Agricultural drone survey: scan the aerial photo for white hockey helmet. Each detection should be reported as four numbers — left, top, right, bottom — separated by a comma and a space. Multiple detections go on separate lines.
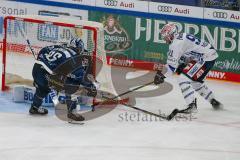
161, 23, 178, 44
69, 37, 85, 53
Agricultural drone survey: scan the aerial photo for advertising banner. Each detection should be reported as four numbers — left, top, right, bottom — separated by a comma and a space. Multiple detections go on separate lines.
149, 2, 204, 19
0, 1, 88, 39
1, 0, 240, 82
95, 0, 149, 12
89, 11, 240, 82
45, 0, 95, 6
204, 8, 240, 23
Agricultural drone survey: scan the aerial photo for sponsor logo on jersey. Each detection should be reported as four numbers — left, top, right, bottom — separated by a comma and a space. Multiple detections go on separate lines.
213, 11, 228, 19
104, 0, 118, 7
188, 64, 201, 77
195, 68, 205, 79
157, 5, 173, 13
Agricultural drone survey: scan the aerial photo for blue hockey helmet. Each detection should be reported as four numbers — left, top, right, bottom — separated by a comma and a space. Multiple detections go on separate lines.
69, 37, 84, 53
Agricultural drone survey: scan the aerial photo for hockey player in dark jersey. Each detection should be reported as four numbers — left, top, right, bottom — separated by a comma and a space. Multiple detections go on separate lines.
29, 37, 97, 121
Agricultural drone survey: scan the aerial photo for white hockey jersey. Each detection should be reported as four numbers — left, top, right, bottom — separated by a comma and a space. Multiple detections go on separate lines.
165, 33, 218, 77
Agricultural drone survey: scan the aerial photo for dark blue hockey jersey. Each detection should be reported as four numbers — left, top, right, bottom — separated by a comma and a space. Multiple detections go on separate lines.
37, 45, 78, 72
36, 45, 94, 88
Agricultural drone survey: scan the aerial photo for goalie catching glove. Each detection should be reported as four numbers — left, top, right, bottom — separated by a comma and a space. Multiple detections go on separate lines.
154, 70, 166, 85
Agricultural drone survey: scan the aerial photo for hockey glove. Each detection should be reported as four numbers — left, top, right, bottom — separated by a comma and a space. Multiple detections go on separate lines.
154, 70, 166, 85
176, 63, 187, 75
86, 85, 97, 97
46, 74, 66, 92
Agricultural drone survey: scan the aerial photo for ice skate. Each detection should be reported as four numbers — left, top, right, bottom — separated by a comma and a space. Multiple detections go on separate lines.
29, 105, 48, 115
67, 112, 85, 122
210, 98, 223, 110
182, 99, 198, 114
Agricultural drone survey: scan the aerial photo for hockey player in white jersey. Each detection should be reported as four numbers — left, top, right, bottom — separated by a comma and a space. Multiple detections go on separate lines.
154, 23, 223, 113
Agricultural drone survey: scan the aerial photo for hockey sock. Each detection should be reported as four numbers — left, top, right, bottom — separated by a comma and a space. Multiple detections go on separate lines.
191, 82, 215, 102
177, 75, 195, 105
32, 94, 44, 108
32, 87, 50, 108
66, 95, 77, 112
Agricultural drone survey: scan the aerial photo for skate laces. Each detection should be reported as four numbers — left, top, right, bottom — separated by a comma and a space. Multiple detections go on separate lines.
38, 107, 46, 113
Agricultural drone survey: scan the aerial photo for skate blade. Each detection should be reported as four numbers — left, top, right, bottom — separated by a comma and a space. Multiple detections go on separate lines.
68, 119, 85, 125
213, 104, 224, 110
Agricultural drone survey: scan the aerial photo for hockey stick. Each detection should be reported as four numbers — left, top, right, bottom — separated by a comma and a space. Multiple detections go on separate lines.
92, 81, 187, 120
166, 109, 181, 120
49, 77, 178, 120
91, 81, 173, 120
16, 20, 37, 59
167, 108, 194, 120
167, 98, 198, 120
91, 81, 154, 111
115, 100, 189, 121
102, 95, 168, 120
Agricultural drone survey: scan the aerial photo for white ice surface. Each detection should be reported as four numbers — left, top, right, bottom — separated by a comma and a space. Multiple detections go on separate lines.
0, 77, 240, 160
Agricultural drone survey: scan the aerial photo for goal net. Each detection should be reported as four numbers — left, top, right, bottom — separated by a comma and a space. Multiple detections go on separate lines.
1, 15, 124, 105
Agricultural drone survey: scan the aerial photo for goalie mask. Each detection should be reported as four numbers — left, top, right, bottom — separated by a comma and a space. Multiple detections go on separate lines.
161, 23, 178, 44
69, 37, 85, 54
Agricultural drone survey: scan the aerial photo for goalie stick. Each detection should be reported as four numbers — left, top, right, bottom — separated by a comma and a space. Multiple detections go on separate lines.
16, 20, 38, 59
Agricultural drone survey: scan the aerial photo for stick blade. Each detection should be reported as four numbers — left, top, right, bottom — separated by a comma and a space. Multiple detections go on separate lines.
167, 109, 179, 121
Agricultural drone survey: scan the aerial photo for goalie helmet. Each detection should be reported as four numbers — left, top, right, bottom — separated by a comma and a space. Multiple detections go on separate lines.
69, 37, 85, 53
161, 23, 178, 44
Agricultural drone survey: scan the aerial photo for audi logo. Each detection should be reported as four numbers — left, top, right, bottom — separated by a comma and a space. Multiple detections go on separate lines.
157, 5, 173, 13
213, 11, 228, 19
104, 0, 118, 7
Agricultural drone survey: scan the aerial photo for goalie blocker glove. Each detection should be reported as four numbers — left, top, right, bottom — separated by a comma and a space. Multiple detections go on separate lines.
154, 70, 166, 85
86, 85, 97, 97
